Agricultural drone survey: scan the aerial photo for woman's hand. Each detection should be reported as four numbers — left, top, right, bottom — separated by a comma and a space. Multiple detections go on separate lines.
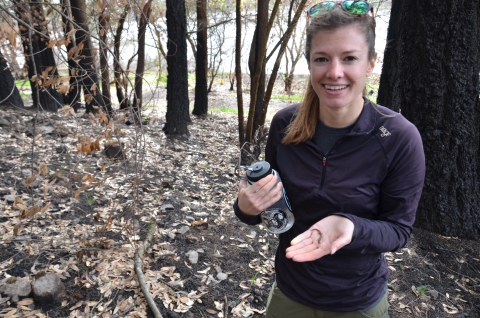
237, 174, 283, 216
285, 215, 354, 262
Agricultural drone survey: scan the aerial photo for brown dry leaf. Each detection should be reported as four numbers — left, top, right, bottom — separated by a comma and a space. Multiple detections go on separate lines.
25, 205, 41, 218
13, 223, 22, 236
17, 298, 34, 306
40, 202, 51, 214
191, 220, 207, 227
34, 134, 42, 141
4, 309, 18, 318
26, 175, 36, 187
47, 39, 56, 48
206, 309, 217, 314
38, 163, 48, 176
443, 303, 459, 314
74, 190, 80, 199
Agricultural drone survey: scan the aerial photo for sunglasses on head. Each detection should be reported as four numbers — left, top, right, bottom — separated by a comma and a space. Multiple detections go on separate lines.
307, 1, 374, 19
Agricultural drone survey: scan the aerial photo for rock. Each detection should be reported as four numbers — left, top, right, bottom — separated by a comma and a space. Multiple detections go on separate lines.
21, 169, 32, 178
185, 250, 199, 264
0, 277, 32, 302
3, 195, 17, 202
161, 204, 175, 213
0, 118, 11, 126
217, 273, 228, 281
177, 226, 190, 235
32, 273, 65, 305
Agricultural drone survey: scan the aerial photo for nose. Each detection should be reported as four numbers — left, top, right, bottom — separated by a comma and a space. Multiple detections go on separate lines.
327, 59, 343, 79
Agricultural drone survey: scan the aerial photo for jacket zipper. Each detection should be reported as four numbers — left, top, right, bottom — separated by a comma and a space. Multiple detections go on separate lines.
320, 156, 327, 190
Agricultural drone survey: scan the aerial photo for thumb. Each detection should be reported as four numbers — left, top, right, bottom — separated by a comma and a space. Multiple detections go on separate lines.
329, 234, 351, 255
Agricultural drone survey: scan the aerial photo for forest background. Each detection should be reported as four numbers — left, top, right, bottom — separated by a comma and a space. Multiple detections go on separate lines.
0, 0, 479, 317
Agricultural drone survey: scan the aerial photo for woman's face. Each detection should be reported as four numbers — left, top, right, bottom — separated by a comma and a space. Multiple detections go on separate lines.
309, 24, 375, 122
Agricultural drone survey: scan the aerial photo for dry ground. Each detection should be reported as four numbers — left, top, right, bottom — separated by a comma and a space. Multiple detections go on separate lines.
0, 85, 479, 318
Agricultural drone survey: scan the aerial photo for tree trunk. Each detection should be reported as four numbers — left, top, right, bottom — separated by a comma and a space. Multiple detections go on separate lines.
61, 0, 80, 110
235, 0, 245, 150
164, 0, 190, 136
245, 0, 270, 145
70, 0, 106, 114
132, 0, 153, 119
98, 3, 113, 116
377, 0, 480, 239
13, 0, 63, 111
0, 50, 24, 108
113, 5, 130, 110
192, 0, 208, 116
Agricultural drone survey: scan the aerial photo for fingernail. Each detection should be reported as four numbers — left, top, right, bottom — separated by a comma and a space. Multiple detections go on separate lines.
331, 247, 337, 255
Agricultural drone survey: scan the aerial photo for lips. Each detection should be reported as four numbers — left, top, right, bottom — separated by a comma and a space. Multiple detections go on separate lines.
324, 84, 348, 91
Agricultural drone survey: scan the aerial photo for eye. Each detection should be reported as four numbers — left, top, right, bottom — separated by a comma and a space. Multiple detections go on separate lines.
344, 56, 358, 62
314, 57, 328, 63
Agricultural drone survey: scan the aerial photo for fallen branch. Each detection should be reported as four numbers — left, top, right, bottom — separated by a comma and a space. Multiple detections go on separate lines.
134, 222, 163, 318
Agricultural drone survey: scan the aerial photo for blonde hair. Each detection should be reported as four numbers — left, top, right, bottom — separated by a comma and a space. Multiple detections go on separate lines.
283, 6, 376, 145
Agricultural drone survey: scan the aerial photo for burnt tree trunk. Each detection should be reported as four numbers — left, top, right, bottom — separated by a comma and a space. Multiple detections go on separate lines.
70, 0, 106, 114
163, 0, 190, 136
61, 0, 80, 110
235, 0, 245, 148
132, 0, 153, 119
192, 0, 208, 116
0, 50, 24, 108
246, 0, 269, 145
377, 0, 480, 239
13, 0, 63, 111
98, 3, 113, 116
113, 5, 130, 110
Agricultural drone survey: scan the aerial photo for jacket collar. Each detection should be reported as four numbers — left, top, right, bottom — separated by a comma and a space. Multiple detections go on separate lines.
347, 98, 377, 136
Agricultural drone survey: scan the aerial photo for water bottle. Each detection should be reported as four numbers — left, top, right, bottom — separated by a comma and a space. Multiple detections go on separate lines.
236, 161, 294, 234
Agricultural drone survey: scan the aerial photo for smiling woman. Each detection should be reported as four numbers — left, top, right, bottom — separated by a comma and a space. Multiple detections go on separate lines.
233, 2, 426, 317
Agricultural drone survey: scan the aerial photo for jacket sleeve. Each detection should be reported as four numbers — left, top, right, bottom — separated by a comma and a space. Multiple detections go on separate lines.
337, 121, 425, 254
233, 106, 292, 226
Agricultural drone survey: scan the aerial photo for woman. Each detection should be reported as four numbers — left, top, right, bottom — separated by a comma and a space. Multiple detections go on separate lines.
234, 1, 425, 317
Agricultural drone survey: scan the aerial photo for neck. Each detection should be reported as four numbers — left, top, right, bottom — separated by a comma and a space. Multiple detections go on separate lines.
319, 97, 365, 128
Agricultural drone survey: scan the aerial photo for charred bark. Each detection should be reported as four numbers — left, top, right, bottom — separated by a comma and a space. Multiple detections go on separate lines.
13, 0, 63, 111
192, 0, 208, 116
114, 5, 131, 110
0, 50, 24, 108
98, 4, 112, 116
163, 0, 190, 136
378, 0, 480, 239
132, 0, 153, 119
70, 0, 106, 114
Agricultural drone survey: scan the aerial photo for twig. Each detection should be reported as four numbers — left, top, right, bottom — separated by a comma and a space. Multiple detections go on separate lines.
134, 222, 162, 318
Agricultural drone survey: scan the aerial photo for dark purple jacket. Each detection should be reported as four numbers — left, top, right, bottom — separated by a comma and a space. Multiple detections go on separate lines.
234, 100, 425, 311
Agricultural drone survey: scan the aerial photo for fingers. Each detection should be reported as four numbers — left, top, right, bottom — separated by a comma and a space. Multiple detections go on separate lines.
237, 174, 283, 216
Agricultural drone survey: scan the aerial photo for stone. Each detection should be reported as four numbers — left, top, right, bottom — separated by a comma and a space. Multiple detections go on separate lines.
216, 273, 228, 281
0, 277, 32, 302
3, 195, 17, 202
31, 273, 65, 305
185, 250, 199, 264
177, 226, 190, 235
0, 118, 11, 126
21, 169, 32, 178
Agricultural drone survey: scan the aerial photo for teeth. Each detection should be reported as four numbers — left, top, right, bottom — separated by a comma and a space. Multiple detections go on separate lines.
324, 85, 347, 91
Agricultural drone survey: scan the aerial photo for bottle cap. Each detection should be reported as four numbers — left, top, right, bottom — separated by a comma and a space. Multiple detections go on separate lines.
246, 161, 272, 182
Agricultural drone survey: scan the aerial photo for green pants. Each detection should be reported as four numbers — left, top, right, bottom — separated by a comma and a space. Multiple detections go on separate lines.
265, 282, 389, 318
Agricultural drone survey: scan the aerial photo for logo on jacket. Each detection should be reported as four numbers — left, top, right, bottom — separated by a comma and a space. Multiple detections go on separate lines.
379, 126, 391, 137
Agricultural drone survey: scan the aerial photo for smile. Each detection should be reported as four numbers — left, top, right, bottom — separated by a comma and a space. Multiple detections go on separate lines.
324, 85, 348, 91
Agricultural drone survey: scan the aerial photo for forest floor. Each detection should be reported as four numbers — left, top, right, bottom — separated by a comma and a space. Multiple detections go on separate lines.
0, 83, 479, 318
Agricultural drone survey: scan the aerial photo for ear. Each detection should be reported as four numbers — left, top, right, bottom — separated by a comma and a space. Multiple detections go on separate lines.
366, 53, 377, 76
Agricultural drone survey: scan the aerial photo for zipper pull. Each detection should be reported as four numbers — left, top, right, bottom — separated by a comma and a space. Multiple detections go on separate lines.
323, 157, 327, 166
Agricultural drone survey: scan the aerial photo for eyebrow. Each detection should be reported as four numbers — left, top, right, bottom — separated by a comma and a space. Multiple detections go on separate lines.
312, 50, 361, 55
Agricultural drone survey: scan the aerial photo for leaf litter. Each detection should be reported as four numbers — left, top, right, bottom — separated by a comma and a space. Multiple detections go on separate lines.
0, 92, 479, 317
